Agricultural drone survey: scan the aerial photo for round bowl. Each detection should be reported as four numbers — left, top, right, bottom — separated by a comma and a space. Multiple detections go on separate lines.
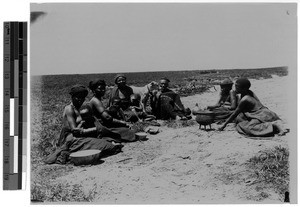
135, 132, 148, 140
69, 149, 101, 166
195, 112, 215, 125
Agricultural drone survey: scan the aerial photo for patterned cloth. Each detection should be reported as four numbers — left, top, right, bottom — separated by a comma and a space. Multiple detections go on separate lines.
153, 89, 186, 120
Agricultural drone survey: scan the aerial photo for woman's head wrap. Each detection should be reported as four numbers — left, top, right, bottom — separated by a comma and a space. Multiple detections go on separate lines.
114, 74, 126, 84
220, 78, 233, 86
69, 84, 88, 97
160, 77, 170, 83
88, 79, 106, 91
236, 78, 251, 89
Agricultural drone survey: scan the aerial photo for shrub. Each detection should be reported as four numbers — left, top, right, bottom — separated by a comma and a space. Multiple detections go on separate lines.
31, 182, 97, 202
246, 146, 289, 200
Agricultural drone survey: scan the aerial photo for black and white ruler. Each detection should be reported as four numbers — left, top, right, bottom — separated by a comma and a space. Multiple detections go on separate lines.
3, 22, 27, 190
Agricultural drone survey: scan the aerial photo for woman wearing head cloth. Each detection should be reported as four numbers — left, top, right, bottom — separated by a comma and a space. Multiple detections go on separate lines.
44, 84, 123, 164
88, 79, 136, 142
207, 78, 237, 110
108, 74, 144, 122
108, 74, 134, 110
218, 78, 288, 137
193, 78, 238, 123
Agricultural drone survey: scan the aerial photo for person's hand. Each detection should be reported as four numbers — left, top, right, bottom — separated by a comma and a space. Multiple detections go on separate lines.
77, 120, 85, 128
73, 127, 84, 136
180, 116, 188, 121
131, 106, 139, 110
125, 122, 133, 128
218, 125, 226, 131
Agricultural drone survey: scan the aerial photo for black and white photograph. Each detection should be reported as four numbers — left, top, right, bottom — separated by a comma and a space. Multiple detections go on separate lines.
29, 2, 297, 204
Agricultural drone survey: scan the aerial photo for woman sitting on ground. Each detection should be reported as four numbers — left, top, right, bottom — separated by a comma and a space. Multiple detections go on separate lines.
193, 78, 238, 123
45, 85, 123, 164
207, 78, 238, 110
88, 79, 136, 142
108, 74, 142, 122
108, 74, 133, 111
218, 78, 288, 137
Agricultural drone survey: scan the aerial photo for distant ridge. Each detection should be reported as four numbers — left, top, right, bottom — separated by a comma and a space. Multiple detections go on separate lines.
32, 66, 288, 88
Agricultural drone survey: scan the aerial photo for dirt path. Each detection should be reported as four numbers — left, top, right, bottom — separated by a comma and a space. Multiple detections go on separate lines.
53, 76, 290, 204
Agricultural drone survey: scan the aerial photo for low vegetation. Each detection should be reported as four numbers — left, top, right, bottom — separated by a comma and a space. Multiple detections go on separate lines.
245, 146, 289, 201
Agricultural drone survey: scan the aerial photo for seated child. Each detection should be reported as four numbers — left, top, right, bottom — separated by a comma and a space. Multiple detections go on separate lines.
107, 97, 126, 121
129, 93, 156, 121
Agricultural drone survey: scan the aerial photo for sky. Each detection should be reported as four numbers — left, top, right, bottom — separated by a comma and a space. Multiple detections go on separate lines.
30, 3, 297, 75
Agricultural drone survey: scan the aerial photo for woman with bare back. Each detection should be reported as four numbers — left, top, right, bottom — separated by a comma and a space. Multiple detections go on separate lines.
45, 85, 123, 164
218, 78, 288, 137
88, 79, 136, 142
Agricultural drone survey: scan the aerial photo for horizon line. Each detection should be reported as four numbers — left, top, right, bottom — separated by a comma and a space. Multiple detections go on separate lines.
31, 65, 288, 77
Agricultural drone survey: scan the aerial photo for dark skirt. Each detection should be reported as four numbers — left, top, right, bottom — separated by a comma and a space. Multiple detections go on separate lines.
153, 91, 186, 120
44, 127, 122, 164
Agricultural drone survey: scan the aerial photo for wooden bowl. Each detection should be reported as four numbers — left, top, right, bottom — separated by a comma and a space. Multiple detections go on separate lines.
69, 149, 101, 166
135, 132, 148, 140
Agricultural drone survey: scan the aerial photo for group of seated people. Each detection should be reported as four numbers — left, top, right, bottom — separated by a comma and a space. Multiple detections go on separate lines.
45, 74, 288, 165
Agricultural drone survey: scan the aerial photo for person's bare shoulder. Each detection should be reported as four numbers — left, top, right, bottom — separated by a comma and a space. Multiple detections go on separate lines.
64, 104, 75, 116
90, 97, 103, 106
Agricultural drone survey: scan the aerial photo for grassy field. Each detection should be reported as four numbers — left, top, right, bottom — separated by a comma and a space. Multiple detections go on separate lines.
31, 66, 289, 202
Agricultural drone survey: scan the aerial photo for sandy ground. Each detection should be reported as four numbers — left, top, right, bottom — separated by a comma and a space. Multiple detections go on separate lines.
51, 76, 291, 204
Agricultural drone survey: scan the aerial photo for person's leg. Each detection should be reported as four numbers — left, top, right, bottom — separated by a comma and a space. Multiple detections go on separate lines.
272, 120, 289, 136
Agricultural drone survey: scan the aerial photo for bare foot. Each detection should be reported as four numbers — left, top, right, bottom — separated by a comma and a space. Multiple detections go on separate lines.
112, 141, 122, 146
277, 128, 290, 136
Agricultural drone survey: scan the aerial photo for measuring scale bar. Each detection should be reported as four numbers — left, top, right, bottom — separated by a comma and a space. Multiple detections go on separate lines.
3, 21, 27, 190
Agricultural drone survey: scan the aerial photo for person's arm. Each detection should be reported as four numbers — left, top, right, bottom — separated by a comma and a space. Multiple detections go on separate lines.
65, 105, 99, 137
141, 93, 149, 112
91, 98, 106, 115
173, 93, 186, 118
65, 106, 84, 136
128, 86, 134, 96
130, 103, 143, 112
107, 87, 116, 107
65, 106, 78, 130
223, 90, 238, 110
207, 95, 222, 110
92, 98, 129, 127
252, 91, 262, 104
218, 97, 247, 130
81, 127, 97, 136
101, 110, 128, 126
